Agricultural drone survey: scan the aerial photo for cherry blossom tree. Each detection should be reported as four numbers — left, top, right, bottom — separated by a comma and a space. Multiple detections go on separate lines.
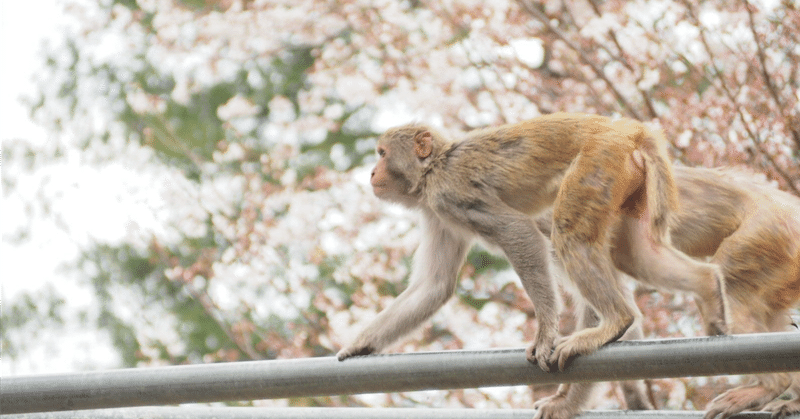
5, 0, 798, 411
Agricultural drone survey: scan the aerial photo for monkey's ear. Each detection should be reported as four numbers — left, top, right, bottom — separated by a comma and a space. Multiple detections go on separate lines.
414, 131, 433, 159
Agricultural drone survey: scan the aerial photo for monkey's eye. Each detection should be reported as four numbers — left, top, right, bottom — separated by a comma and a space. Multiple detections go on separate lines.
377, 148, 386, 157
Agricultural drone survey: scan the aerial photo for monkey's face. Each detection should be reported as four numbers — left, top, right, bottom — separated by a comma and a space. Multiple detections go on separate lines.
370, 145, 392, 198
370, 140, 417, 207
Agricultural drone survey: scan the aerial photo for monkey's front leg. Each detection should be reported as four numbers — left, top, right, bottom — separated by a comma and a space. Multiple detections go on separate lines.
486, 215, 559, 372
338, 217, 470, 361
336, 286, 420, 360
336, 278, 455, 361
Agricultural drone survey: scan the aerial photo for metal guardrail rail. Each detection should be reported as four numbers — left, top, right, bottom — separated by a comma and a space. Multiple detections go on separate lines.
4, 407, 799, 419
2, 332, 800, 415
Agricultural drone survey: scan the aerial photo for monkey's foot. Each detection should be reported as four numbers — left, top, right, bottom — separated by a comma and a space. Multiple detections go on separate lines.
704, 386, 781, 419
763, 397, 800, 419
336, 343, 375, 361
526, 338, 555, 372
549, 327, 617, 371
533, 391, 581, 419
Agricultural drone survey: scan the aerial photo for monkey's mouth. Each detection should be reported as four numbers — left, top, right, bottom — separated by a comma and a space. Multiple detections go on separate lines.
371, 179, 388, 190
371, 183, 385, 196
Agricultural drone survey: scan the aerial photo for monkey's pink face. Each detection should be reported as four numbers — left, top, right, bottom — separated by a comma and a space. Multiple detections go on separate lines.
370, 143, 414, 205
370, 142, 419, 208
370, 145, 391, 199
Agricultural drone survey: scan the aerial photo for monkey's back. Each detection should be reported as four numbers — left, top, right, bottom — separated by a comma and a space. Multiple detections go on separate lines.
434, 113, 652, 216
671, 166, 800, 312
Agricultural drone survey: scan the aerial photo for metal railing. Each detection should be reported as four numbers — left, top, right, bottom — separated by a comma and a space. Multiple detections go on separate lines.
4, 407, 797, 419
3, 332, 800, 416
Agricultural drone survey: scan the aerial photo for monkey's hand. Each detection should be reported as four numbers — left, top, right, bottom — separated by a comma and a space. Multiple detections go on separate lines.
526, 331, 555, 372
336, 342, 376, 361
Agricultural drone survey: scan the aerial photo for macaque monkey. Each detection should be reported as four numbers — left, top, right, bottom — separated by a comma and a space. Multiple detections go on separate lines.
533, 166, 800, 419
337, 113, 728, 372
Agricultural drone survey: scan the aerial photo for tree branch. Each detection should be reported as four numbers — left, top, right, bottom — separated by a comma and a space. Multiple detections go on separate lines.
516, 0, 643, 120
743, 0, 800, 149
682, 0, 799, 195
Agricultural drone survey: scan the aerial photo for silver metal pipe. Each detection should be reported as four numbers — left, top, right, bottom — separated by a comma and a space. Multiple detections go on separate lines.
3, 332, 800, 414
4, 407, 797, 419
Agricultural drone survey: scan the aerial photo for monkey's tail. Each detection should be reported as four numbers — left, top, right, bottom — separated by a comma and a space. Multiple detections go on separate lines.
640, 132, 678, 244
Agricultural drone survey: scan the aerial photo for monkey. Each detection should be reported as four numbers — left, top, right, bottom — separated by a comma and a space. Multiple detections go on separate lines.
531, 165, 800, 419
336, 112, 728, 373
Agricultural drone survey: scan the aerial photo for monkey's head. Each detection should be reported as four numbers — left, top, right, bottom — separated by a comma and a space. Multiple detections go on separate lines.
371, 124, 446, 208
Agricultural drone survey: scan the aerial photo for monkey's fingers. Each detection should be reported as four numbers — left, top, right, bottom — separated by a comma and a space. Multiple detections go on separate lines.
532, 392, 562, 409
336, 344, 375, 361
550, 344, 577, 372
704, 386, 778, 419
549, 334, 596, 372
704, 403, 741, 419
526, 341, 553, 372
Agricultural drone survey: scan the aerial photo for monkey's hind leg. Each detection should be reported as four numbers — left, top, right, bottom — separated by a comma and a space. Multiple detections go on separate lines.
550, 235, 638, 371
614, 216, 729, 336
548, 156, 639, 371
535, 298, 653, 419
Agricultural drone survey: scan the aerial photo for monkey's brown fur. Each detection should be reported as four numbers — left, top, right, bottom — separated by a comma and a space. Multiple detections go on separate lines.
534, 166, 800, 419
337, 113, 728, 372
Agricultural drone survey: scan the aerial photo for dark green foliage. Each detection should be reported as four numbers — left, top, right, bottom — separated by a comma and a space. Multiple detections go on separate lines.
466, 247, 510, 274
77, 242, 248, 365
458, 248, 511, 310
2, 287, 67, 359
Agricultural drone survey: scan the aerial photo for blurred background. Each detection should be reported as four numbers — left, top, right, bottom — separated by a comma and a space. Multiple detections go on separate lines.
2, 0, 798, 411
